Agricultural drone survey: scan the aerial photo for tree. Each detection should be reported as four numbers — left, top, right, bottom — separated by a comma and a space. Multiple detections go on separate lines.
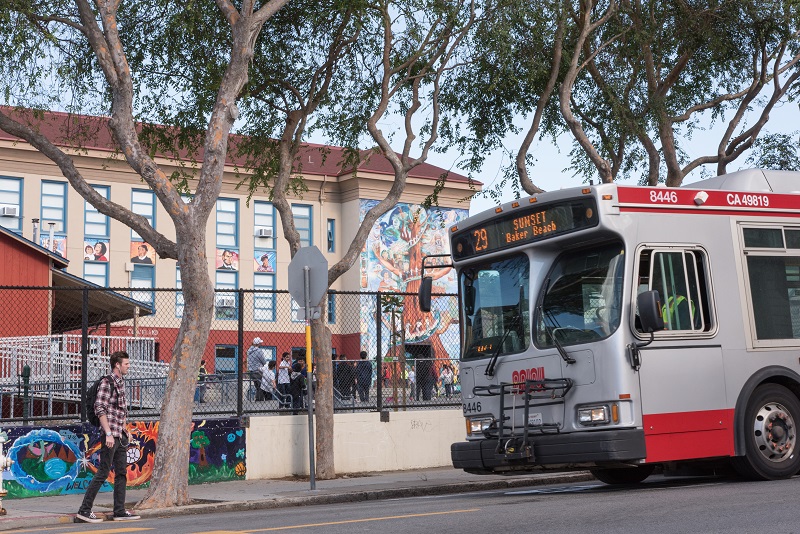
0, 0, 289, 508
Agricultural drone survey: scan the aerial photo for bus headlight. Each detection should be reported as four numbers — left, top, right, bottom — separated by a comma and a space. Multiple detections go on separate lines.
466, 416, 493, 436
577, 405, 610, 425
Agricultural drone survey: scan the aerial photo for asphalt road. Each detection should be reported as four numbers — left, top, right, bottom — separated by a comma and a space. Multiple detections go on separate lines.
16, 474, 800, 534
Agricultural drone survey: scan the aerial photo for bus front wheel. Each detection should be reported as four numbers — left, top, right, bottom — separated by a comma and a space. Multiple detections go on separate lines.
733, 383, 800, 480
589, 465, 654, 485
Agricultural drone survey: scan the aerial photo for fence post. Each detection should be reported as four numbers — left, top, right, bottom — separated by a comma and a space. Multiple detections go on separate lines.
375, 292, 382, 413
237, 288, 244, 418
80, 288, 89, 423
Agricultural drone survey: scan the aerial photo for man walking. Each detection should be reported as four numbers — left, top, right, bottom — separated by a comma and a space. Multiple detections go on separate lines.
247, 337, 268, 401
356, 351, 373, 402
76, 351, 140, 523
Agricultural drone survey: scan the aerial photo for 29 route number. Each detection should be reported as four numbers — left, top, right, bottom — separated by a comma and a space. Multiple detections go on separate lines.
463, 402, 482, 414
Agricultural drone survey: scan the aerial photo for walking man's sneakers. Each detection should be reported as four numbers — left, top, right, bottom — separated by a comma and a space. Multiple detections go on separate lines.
75, 511, 103, 523
113, 510, 141, 521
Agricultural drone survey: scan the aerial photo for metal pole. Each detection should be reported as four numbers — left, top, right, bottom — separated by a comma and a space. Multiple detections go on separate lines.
81, 288, 89, 423
375, 292, 382, 413
237, 289, 244, 418
304, 266, 316, 490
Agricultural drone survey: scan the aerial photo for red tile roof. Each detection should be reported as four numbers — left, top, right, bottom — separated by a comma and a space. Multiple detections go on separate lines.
0, 107, 475, 184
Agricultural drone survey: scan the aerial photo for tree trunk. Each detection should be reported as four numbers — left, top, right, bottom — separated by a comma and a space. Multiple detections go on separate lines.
137, 231, 214, 508
311, 312, 334, 479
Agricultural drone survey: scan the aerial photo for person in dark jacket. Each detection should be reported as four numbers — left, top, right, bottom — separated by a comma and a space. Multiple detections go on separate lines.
355, 351, 373, 402
289, 360, 307, 414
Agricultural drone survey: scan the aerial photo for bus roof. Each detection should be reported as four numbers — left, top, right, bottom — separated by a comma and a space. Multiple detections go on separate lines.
685, 168, 800, 194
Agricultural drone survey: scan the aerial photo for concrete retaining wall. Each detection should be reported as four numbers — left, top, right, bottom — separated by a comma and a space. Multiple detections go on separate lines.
246, 409, 464, 479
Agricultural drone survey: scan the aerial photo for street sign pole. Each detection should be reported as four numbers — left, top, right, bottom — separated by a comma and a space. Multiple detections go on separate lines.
304, 265, 316, 491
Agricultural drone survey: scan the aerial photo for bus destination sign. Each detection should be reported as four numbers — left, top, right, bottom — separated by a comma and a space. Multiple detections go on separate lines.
452, 198, 599, 259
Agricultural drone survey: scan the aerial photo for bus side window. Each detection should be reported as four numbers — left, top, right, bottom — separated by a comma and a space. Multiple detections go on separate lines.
637, 248, 712, 333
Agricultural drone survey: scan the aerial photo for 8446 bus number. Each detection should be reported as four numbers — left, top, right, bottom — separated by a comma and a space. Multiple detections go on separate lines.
463, 402, 482, 414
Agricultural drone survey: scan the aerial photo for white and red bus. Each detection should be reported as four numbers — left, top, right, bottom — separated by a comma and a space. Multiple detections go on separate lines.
420, 168, 800, 483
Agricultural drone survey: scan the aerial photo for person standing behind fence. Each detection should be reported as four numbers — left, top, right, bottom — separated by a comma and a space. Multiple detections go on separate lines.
356, 351, 373, 402
194, 360, 207, 403
259, 360, 277, 401
290, 359, 307, 415
440, 364, 454, 398
247, 337, 268, 401
76, 351, 140, 523
277, 352, 292, 408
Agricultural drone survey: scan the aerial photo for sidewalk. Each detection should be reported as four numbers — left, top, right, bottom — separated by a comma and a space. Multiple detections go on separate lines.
0, 467, 595, 531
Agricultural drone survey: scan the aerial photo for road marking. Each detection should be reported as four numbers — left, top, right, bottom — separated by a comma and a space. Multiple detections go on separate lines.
505, 484, 602, 495
64, 529, 154, 534
207, 508, 480, 532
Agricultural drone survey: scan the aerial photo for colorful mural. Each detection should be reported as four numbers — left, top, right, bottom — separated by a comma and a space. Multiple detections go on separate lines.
1, 418, 245, 499
359, 200, 467, 363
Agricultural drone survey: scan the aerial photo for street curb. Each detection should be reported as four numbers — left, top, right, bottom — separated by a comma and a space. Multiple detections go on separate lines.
0, 472, 596, 530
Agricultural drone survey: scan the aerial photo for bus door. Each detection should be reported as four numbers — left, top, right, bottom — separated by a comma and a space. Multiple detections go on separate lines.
635, 247, 731, 462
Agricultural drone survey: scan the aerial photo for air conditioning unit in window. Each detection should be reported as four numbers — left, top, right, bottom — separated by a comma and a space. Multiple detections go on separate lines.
0, 206, 17, 217
255, 227, 273, 238
216, 296, 236, 308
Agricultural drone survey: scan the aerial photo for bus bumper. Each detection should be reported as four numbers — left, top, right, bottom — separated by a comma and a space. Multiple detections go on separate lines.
452, 429, 646, 471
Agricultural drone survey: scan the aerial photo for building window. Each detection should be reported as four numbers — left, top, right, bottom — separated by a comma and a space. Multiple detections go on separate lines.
131, 189, 155, 239
41, 181, 67, 233
85, 185, 109, 238
290, 298, 304, 323
176, 267, 184, 318
327, 218, 335, 252
0, 176, 22, 233
292, 204, 312, 248
215, 271, 238, 320
327, 292, 336, 324
216, 198, 238, 248
254, 200, 276, 250
131, 264, 155, 309
83, 262, 108, 287
254, 273, 275, 322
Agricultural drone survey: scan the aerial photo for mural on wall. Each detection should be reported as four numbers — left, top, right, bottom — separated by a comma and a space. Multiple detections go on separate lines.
358, 200, 467, 363
254, 250, 276, 273
40, 235, 67, 259
216, 248, 239, 271
130, 241, 156, 264
83, 240, 109, 262
1, 418, 245, 499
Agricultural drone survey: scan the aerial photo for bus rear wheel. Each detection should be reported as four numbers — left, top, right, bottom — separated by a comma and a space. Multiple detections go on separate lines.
733, 383, 800, 480
589, 465, 654, 485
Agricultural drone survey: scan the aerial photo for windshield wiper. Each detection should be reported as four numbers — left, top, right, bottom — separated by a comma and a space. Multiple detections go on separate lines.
484, 325, 512, 378
536, 275, 575, 365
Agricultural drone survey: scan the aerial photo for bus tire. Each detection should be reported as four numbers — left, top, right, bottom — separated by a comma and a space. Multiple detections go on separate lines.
589, 465, 654, 485
733, 383, 800, 480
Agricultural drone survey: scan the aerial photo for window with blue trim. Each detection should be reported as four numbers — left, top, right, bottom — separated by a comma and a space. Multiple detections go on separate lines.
216, 198, 238, 248
215, 271, 238, 320
41, 181, 66, 233
254, 273, 275, 322
176, 267, 184, 318
292, 204, 312, 248
254, 200, 276, 250
327, 219, 335, 252
290, 298, 304, 323
85, 185, 109, 238
131, 189, 155, 239
131, 264, 155, 309
83, 262, 108, 287
327, 292, 336, 324
0, 176, 22, 233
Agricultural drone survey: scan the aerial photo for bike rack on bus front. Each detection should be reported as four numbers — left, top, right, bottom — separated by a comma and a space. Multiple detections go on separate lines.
474, 378, 574, 460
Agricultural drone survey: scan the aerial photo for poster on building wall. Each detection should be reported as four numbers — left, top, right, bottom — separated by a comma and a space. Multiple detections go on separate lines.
83, 240, 109, 262
358, 200, 467, 363
254, 250, 276, 273
216, 249, 239, 271
130, 241, 156, 264
40, 235, 67, 259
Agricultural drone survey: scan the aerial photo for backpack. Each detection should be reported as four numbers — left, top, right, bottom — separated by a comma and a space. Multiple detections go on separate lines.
85, 375, 110, 427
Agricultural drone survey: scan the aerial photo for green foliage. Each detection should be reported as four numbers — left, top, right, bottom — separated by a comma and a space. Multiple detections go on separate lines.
744, 131, 800, 171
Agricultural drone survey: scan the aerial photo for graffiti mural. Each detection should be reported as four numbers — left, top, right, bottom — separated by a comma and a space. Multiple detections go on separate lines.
359, 200, 467, 364
1, 418, 246, 499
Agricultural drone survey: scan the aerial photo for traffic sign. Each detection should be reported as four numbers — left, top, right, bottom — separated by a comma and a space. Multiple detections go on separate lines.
288, 246, 329, 305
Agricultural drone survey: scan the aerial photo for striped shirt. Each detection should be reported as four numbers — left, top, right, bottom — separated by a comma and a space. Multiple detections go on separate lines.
94, 374, 128, 438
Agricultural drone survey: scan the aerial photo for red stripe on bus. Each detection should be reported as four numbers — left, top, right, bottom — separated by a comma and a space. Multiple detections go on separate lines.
619, 206, 800, 218
643, 409, 735, 463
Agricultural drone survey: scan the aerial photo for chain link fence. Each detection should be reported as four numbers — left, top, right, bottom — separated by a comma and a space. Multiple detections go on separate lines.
0, 286, 461, 424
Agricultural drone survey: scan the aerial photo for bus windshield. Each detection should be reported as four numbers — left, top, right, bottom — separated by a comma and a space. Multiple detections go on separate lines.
461, 254, 530, 360
535, 243, 624, 348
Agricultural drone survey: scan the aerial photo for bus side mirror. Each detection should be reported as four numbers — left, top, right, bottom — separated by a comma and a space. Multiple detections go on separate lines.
419, 276, 433, 312
637, 290, 665, 333
464, 284, 475, 316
